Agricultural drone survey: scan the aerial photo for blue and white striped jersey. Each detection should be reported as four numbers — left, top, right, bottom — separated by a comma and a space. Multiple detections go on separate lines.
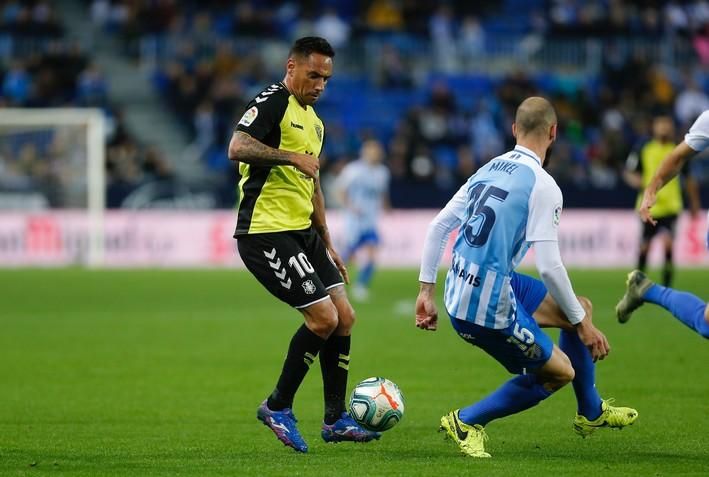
443, 145, 563, 329
336, 159, 390, 231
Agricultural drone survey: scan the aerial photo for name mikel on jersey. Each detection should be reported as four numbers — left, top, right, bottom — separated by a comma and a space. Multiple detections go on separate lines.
489, 160, 519, 175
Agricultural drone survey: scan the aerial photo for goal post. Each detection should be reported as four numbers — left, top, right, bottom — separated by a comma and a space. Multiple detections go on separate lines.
0, 108, 106, 266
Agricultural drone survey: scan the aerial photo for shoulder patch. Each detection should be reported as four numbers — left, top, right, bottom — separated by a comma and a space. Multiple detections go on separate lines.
239, 106, 259, 127
314, 124, 323, 142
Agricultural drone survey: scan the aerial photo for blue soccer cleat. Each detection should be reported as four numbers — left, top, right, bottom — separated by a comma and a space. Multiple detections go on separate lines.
256, 400, 308, 453
321, 412, 382, 443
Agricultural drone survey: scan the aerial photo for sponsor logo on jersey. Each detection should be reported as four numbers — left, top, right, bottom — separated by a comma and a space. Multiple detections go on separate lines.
239, 106, 259, 127
290, 121, 304, 130
451, 261, 482, 287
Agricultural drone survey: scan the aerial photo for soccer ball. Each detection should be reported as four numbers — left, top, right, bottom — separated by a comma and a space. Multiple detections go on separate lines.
349, 377, 404, 432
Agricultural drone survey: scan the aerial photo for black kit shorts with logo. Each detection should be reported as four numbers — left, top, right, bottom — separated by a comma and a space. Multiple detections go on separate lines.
237, 227, 344, 309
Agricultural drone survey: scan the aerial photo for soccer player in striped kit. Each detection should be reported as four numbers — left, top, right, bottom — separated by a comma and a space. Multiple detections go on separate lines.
415, 97, 637, 458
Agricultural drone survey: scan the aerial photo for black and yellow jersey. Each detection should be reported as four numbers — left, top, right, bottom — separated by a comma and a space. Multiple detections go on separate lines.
626, 139, 685, 218
234, 82, 324, 236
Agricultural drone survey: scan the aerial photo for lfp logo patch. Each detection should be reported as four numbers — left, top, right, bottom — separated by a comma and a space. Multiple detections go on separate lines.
239, 106, 259, 127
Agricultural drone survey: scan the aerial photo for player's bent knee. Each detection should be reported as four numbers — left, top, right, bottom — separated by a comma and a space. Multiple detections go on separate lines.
545, 365, 574, 392
340, 303, 356, 329
303, 300, 339, 338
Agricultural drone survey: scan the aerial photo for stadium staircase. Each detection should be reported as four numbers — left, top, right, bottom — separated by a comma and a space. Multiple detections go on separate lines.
59, 0, 200, 178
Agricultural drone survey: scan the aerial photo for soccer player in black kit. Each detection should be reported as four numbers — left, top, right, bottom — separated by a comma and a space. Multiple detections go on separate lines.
228, 37, 380, 452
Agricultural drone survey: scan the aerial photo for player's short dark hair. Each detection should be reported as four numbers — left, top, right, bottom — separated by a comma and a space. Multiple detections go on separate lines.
289, 37, 335, 59
515, 97, 557, 137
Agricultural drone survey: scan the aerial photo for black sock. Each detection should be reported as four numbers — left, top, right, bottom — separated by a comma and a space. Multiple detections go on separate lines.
663, 251, 673, 286
267, 324, 325, 411
320, 335, 351, 425
638, 250, 648, 271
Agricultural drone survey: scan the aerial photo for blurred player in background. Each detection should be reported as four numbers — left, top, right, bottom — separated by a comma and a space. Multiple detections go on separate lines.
229, 37, 379, 453
334, 139, 390, 301
623, 115, 700, 286
415, 97, 637, 458
617, 110, 709, 339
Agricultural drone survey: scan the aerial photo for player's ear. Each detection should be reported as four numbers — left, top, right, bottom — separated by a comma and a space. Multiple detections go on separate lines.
286, 57, 296, 77
511, 123, 517, 139
549, 123, 557, 141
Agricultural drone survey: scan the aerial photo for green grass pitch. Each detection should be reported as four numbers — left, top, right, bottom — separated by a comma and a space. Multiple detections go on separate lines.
1, 268, 708, 476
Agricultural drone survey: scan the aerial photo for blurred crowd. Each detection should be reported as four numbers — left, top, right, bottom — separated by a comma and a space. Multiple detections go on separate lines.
3, 0, 709, 209
84, 0, 709, 207
0, 0, 177, 209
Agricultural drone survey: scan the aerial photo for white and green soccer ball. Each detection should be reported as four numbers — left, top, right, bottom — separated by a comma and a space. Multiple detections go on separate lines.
349, 377, 404, 432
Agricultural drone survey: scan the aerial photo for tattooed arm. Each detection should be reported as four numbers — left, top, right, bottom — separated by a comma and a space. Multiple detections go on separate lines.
228, 131, 319, 178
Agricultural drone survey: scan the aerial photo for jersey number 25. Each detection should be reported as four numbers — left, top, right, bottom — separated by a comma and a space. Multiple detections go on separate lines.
464, 184, 509, 247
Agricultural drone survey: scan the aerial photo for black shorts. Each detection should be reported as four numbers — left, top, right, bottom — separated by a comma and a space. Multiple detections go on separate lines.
236, 227, 344, 309
642, 214, 678, 241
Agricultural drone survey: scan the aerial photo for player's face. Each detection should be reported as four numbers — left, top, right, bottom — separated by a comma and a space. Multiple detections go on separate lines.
362, 140, 384, 164
653, 117, 674, 141
287, 53, 333, 106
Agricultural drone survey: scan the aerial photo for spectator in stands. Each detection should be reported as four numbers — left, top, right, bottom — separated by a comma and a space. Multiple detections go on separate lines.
675, 77, 709, 127
76, 63, 108, 107
2, 60, 31, 105
314, 7, 350, 49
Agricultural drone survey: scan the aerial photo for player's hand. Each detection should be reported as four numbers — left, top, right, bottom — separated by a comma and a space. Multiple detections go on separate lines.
415, 293, 438, 331
638, 189, 657, 226
575, 319, 610, 362
290, 153, 320, 179
328, 247, 349, 285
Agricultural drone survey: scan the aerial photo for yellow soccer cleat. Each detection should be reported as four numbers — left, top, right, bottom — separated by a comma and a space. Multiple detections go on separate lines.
616, 270, 653, 324
573, 399, 638, 438
439, 410, 491, 458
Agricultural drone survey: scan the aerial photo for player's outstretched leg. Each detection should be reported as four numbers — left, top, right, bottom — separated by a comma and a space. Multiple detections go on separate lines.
572, 399, 639, 437
617, 270, 709, 338
442, 373, 554, 457
616, 270, 653, 323
439, 410, 490, 458
257, 400, 309, 453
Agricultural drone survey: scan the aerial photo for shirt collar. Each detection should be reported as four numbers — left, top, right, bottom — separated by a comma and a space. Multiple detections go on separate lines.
514, 145, 542, 166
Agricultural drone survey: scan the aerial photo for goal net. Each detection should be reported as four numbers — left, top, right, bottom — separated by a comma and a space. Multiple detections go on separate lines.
0, 108, 105, 266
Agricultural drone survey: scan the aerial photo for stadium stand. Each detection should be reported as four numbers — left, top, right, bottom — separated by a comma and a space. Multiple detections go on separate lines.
3, 0, 709, 209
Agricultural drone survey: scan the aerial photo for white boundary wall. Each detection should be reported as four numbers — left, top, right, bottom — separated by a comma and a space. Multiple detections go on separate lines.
0, 210, 706, 268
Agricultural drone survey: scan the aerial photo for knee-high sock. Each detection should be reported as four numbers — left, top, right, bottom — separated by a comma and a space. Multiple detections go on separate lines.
458, 374, 552, 427
638, 247, 648, 272
320, 335, 351, 424
267, 324, 325, 411
662, 248, 674, 287
559, 330, 602, 419
644, 284, 709, 338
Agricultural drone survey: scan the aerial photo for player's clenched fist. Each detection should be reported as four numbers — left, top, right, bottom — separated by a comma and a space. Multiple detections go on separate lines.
291, 153, 320, 179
